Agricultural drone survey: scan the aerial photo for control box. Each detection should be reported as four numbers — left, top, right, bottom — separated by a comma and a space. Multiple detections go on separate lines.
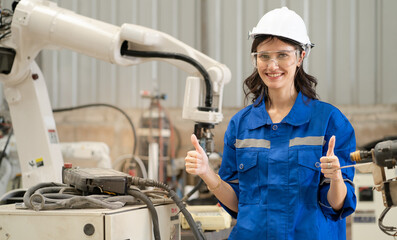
62, 167, 133, 195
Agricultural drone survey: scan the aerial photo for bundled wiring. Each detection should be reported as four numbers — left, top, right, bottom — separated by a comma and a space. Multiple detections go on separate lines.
22, 177, 204, 240
23, 183, 163, 240
23, 182, 134, 211
378, 207, 397, 237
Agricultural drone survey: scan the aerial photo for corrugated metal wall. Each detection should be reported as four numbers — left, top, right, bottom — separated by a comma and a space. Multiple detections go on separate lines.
4, 0, 397, 108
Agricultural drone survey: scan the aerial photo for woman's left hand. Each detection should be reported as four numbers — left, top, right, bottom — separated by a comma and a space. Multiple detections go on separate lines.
320, 136, 343, 181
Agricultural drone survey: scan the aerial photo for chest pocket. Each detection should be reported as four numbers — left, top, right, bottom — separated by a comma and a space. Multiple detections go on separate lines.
236, 151, 260, 204
298, 149, 322, 205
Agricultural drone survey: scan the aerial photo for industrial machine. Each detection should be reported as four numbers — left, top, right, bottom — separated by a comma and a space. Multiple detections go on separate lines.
350, 140, 397, 238
0, 0, 231, 189
0, 0, 231, 239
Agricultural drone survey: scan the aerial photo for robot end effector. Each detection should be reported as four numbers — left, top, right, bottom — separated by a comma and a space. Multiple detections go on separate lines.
350, 140, 397, 208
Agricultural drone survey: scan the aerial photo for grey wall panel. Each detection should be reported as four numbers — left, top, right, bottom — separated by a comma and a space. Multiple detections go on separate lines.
308, 0, 328, 101
242, 0, 262, 106
357, 0, 376, 105
221, 0, 239, 107
334, 0, 352, 105
381, 0, 397, 104
1, 0, 397, 108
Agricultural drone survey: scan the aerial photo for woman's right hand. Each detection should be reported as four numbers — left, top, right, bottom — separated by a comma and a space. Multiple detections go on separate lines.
184, 134, 211, 177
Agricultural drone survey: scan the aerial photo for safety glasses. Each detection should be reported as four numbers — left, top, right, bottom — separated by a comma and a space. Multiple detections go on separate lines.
251, 49, 298, 68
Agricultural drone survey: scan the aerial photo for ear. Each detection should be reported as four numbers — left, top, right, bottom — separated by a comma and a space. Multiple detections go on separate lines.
297, 51, 306, 67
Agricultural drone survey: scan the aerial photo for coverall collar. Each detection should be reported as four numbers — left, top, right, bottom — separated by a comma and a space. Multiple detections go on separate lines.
248, 91, 312, 129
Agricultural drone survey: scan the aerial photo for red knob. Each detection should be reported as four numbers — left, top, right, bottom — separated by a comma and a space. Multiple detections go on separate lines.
64, 162, 73, 168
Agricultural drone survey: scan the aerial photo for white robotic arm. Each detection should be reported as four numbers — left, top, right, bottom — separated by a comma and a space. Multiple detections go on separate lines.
0, 0, 231, 188
8, 0, 231, 112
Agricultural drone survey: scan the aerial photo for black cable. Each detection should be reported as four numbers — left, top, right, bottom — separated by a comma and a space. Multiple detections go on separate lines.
53, 103, 137, 156
128, 188, 161, 240
120, 42, 214, 109
130, 177, 206, 240
378, 207, 397, 236
182, 162, 220, 202
0, 127, 13, 166
182, 178, 204, 202
0, 31, 10, 40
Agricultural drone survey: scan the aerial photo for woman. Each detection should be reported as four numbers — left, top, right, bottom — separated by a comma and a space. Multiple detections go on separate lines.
185, 7, 356, 240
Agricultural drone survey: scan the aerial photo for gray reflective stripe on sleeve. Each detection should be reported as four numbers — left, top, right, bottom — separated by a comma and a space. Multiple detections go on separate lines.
289, 136, 325, 147
235, 139, 270, 148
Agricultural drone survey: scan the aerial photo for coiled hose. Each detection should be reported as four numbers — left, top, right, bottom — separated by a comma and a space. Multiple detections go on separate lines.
23, 180, 206, 240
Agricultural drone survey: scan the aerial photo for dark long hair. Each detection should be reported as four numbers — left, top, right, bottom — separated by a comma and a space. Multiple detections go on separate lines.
243, 35, 318, 106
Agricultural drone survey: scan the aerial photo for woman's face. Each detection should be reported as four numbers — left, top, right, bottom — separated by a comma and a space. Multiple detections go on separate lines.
255, 38, 304, 92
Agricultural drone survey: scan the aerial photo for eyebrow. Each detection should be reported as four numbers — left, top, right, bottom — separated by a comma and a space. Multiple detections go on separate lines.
256, 50, 295, 54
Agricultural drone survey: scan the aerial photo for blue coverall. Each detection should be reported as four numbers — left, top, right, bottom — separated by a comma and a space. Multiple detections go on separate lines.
219, 92, 357, 240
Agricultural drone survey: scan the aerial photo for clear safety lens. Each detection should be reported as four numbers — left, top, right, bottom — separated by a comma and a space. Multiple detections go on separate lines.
251, 50, 298, 68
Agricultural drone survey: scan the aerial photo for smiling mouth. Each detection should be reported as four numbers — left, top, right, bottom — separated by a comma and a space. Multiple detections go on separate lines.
266, 73, 283, 78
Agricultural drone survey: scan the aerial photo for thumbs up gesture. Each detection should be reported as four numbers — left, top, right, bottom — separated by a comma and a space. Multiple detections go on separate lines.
185, 134, 210, 177
320, 136, 343, 181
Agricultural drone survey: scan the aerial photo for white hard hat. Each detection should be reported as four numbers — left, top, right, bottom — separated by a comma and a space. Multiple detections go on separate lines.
249, 7, 314, 51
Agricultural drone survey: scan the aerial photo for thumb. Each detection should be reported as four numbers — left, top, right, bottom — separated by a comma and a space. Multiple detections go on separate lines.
326, 135, 336, 156
191, 134, 205, 154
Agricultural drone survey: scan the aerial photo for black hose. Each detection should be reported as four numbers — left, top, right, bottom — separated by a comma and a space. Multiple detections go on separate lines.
128, 188, 161, 240
53, 103, 137, 156
120, 42, 213, 109
130, 177, 206, 240
378, 207, 397, 236
182, 178, 204, 202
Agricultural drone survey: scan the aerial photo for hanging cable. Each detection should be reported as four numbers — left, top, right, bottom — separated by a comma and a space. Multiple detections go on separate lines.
53, 103, 137, 156
378, 207, 397, 236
